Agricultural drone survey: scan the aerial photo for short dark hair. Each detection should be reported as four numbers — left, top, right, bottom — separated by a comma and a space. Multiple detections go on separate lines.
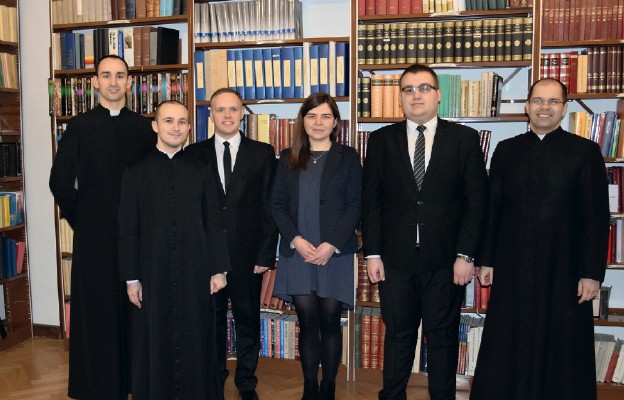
95, 55, 130, 76
400, 64, 439, 88
528, 78, 568, 103
209, 87, 243, 105
154, 100, 187, 120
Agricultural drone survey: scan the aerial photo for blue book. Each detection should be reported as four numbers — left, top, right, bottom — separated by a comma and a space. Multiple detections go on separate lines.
253, 49, 266, 100
262, 48, 274, 99
318, 43, 329, 94
335, 42, 349, 96
117, 31, 124, 60
0, 235, 6, 279
309, 45, 319, 94
126, 0, 136, 18
271, 48, 282, 99
280, 47, 295, 99
602, 111, 617, 157
195, 105, 209, 143
62, 32, 76, 70
194, 51, 206, 101
6, 238, 16, 277
234, 50, 246, 99
293, 46, 303, 98
226, 50, 238, 93
242, 49, 256, 100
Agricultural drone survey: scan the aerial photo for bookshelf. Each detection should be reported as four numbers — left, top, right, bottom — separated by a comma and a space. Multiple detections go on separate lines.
0, 0, 32, 352
49, 0, 193, 341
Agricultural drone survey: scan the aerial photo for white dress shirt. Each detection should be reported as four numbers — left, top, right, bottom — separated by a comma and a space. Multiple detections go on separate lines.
214, 132, 242, 191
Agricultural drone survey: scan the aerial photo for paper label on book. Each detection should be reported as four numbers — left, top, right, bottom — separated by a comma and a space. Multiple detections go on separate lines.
609, 184, 619, 213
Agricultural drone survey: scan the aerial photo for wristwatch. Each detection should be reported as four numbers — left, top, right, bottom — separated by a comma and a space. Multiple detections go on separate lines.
457, 253, 475, 263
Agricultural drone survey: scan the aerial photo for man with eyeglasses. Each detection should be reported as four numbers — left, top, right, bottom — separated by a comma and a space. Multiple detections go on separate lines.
362, 64, 488, 400
470, 78, 609, 399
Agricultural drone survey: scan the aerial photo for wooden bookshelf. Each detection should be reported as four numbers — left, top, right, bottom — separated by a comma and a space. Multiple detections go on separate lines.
0, 0, 31, 352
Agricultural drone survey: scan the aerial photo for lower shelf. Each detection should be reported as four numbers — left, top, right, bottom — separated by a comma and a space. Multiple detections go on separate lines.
0, 323, 32, 351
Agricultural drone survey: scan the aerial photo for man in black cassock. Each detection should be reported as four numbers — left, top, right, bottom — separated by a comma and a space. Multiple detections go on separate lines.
119, 100, 230, 400
49, 55, 155, 400
470, 78, 610, 400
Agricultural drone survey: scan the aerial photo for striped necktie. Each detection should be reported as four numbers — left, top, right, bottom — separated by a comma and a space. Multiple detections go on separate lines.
413, 125, 426, 190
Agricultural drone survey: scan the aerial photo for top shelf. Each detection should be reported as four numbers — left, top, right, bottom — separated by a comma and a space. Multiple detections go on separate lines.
52, 15, 188, 32
357, 8, 533, 22
195, 37, 350, 50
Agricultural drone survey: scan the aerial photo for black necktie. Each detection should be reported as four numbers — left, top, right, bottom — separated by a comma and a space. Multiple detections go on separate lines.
223, 141, 231, 192
413, 125, 426, 190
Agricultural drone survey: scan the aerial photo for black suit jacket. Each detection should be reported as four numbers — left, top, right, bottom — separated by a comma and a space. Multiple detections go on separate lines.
272, 142, 362, 258
185, 133, 279, 276
362, 118, 488, 270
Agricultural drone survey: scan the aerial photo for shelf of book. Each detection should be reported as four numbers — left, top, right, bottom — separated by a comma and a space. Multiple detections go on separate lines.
196, 96, 350, 107
356, 8, 534, 23
358, 114, 529, 123
52, 14, 188, 31
54, 63, 190, 76
0, 223, 25, 233
195, 36, 349, 51
542, 40, 624, 48
359, 61, 532, 70
594, 308, 624, 327
0, 88, 18, 94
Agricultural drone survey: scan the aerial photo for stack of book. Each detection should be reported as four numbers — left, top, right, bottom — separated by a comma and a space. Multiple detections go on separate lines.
51, 0, 187, 24
0, 236, 26, 280
542, 0, 624, 41
569, 111, 622, 158
357, 0, 531, 15
0, 4, 18, 43
358, 72, 503, 119
539, 47, 624, 95
595, 334, 624, 384
357, 17, 532, 66
194, 0, 302, 43
0, 53, 18, 90
53, 26, 180, 70
194, 42, 349, 101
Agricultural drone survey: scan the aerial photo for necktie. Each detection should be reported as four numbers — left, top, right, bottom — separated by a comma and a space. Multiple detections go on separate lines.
413, 125, 426, 190
223, 141, 231, 192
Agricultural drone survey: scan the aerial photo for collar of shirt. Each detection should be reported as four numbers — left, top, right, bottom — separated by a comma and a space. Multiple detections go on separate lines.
406, 117, 438, 169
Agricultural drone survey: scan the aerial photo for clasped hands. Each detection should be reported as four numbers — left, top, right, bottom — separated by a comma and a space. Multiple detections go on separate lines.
292, 236, 336, 266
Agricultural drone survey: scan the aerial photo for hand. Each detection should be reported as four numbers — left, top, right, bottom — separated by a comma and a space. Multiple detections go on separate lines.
367, 257, 386, 283
478, 266, 494, 287
577, 278, 600, 304
293, 236, 317, 260
305, 242, 336, 266
254, 265, 269, 274
211, 273, 227, 294
127, 281, 142, 309
453, 257, 474, 286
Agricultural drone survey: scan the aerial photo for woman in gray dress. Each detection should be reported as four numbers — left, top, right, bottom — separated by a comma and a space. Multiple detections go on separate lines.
271, 93, 362, 400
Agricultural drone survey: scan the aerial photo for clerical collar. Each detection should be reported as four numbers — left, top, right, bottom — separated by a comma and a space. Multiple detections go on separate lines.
109, 109, 121, 116
157, 146, 181, 159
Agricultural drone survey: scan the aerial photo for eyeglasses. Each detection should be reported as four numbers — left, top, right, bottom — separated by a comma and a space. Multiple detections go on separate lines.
527, 98, 565, 106
400, 84, 439, 95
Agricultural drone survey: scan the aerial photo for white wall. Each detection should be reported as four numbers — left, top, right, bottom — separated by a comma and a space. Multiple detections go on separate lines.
20, 0, 60, 326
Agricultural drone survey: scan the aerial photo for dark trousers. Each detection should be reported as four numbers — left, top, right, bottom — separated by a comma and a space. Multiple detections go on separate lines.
215, 273, 262, 393
378, 251, 464, 400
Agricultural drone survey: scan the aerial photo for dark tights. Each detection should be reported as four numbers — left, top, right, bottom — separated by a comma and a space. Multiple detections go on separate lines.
293, 292, 343, 383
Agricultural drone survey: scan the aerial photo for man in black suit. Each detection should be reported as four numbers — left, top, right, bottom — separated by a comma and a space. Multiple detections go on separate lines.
186, 88, 278, 400
362, 64, 488, 400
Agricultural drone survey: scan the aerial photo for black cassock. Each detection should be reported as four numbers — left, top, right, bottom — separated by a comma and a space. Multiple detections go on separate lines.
49, 105, 155, 399
470, 128, 610, 400
118, 148, 228, 400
